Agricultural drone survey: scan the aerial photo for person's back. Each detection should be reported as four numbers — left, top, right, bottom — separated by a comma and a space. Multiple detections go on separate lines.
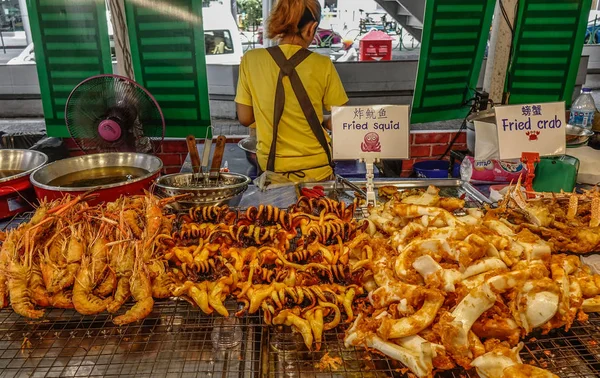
237, 45, 346, 180
235, 0, 348, 182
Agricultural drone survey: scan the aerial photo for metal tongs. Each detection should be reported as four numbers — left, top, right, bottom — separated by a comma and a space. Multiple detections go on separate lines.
187, 127, 227, 186
200, 126, 213, 185
334, 174, 367, 199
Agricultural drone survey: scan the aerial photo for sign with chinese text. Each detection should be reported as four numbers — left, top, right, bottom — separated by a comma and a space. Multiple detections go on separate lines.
331, 105, 410, 160
495, 102, 566, 160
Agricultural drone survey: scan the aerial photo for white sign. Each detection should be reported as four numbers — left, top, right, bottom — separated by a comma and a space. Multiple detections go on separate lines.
495, 102, 566, 160
331, 105, 410, 160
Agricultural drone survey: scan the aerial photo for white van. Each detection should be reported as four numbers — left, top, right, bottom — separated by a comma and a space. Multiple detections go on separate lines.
203, 5, 244, 65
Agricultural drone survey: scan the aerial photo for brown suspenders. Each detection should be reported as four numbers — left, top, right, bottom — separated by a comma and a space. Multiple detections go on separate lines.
265, 46, 334, 174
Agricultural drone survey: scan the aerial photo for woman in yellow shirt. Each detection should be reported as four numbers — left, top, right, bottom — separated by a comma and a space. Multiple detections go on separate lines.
235, 0, 348, 182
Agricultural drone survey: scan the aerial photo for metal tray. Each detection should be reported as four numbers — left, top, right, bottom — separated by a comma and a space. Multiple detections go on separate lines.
2, 304, 600, 378
0, 301, 264, 378
298, 179, 491, 208
4, 196, 600, 378
261, 315, 600, 378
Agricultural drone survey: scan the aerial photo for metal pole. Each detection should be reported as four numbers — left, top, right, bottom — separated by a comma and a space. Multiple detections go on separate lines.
18, 0, 32, 45
483, 0, 518, 104
108, 0, 134, 78
262, 0, 273, 47
0, 30, 5, 54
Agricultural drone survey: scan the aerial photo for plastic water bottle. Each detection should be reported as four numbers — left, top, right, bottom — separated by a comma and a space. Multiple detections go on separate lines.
569, 88, 597, 129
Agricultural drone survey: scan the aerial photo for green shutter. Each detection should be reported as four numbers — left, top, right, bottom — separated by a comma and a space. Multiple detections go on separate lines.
27, 0, 112, 137
125, 0, 211, 138
507, 0, 591, 106
411, 0, 495, 124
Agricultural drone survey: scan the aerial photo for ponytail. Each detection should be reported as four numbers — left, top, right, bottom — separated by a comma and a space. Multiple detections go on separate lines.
266, 0, 321, 40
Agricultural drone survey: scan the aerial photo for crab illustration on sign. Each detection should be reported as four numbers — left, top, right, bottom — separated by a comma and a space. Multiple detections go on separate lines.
526, 130, 541, 141
361, 132, 381, 152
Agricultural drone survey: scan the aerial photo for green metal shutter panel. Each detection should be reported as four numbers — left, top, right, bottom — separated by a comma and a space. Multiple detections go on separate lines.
411, 0, 495, 124
27, 0, 113, 137
507, 0, 591, 106
124, 0, 211, 138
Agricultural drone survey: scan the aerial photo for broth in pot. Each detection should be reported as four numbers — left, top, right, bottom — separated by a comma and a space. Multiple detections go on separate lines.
48, 167, 149, 188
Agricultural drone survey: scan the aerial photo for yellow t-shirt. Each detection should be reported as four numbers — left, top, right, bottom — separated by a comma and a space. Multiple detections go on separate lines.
235, 44, 348, 181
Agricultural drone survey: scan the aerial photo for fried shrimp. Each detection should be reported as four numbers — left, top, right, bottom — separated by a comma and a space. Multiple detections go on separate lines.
113, 259, 154, 325
7, 261, 44, 319
72, 256, 111, 315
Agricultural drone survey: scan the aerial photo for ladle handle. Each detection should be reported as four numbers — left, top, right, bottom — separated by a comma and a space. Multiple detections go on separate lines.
210, 135, 227, 179
186, 135, 202, 175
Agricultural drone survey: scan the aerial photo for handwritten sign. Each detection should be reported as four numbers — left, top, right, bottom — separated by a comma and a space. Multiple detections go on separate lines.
331, 105, 410, 160
495, 102, 566, 160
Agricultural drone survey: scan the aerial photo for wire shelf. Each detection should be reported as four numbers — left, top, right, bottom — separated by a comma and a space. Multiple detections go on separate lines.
263, 324, 397, 378
3, 308, 600, 378
260, 314, 600, 378
4, 204, 600, 377
0, 211, 32, 233
0, 300, 264, 378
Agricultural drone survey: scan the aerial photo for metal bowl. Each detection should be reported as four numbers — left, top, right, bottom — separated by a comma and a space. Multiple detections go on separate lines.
566, 124, 595, 146
0, 150, 48, 218
155, 172, 251, 209
0, 149, 48, 184
238, 137, 258, 169
31, 152, 163, 203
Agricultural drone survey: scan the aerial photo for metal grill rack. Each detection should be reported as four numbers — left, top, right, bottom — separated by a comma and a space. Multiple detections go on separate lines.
261, 314, 600, 378
0, 301, 264, 378
0, 211, 32, 233
519, 315, 600, 378
3, 309, 600, 378
263, 324, 397, 378
4, 203, 600, 377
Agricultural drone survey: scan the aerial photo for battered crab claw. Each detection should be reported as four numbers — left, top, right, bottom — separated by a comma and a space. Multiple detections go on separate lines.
345, 315, 436, 378
471, 343, 558, 378
510, 187, 555, 227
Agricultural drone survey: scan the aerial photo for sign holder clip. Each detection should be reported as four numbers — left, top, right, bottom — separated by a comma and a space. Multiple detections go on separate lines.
359, 153, 380, 206
521, 152, 540, 199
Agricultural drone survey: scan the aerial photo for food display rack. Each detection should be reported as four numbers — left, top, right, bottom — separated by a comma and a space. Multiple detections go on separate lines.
299, 179, 492, 209
3, 184, 600, 378
1, 297, 600, 378
0, 301, 262, 378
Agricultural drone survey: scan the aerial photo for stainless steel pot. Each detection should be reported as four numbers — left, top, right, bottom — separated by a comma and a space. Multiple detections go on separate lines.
238, 137, 258, 169
0, 149, 48, 218
0, 149, 48, 184
566, 124, 594, 146
31, 152, 163, 204
155, 172, 251, 209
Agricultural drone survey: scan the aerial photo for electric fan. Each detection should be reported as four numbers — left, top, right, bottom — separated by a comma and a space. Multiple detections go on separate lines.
65, 74, 165, 154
